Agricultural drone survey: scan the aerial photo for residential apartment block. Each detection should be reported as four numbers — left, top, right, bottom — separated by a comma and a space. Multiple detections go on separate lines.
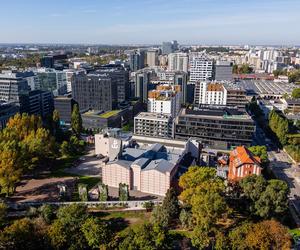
194, 82, 227, 106
148, 85, 182, 117
168, 53, 189, 72
189, 54, 214, 83
134, 112, 174, 139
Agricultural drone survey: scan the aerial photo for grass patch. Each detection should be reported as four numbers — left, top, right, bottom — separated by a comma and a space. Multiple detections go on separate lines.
78, 176, 101, 190
101, 210, 151, 234
99, 110, 120, 118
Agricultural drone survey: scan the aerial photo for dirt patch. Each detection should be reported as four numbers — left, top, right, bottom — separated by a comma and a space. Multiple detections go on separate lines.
9, 177, 76, 202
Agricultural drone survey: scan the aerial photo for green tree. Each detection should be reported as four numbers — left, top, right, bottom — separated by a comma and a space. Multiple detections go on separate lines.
81, 217, 110, 249
60, 141, 70, 157
151, 205, 170, 228
38, 204, 55, 224
179, 166, 224, 204
190, 225, 211, 249
71, 104, 82, 137
254, 179, 289, 218
240, 175, 289, 218
240, 174, 267, 202
0, 218, 48, 250
292, 88, 300, 98
229, 220, 291, 250
0, 202, 7, 227
191, 190, 228, 229
0, 113, 56, 196
161, 188, 180, 219
48, 204, 88, 250
248, 145, 269, 164
179, 167, 227, 226
229, 222, 253, 250
118, 223, 171, 250
179, 209, 193, 229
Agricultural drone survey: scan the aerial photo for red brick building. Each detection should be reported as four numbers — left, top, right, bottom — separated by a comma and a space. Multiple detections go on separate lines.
228, 146, 262, 181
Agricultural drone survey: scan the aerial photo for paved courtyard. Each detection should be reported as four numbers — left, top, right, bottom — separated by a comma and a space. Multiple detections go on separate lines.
10, 177, 76, 203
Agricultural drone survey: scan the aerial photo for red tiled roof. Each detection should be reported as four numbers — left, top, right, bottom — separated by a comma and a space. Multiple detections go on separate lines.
230, 146, 261, 168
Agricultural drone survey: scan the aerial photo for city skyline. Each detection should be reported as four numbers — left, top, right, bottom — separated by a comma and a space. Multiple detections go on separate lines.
1, 0, 300, 45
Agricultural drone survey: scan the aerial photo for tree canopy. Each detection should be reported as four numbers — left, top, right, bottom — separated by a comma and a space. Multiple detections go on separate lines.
240, 175, 289, 218
0, 113, 55, 196
292, 88, 300, 98
71, 104, 82, 137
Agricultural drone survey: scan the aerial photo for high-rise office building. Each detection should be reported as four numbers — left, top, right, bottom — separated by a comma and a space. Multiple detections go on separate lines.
94, 65, 129, 108
190, 54, 214, 83
214, 61, 233, 81
135, 71, 151, 103
72, 73, 112, 111
174, 72, 188, 104
146, 49, 159, 67
129, 50, 145, 71
63, 69, 86, 93
162, 42, 173, 55
168, 53, 189, 72
171, 40, 179, 51
35, 68, 68, 96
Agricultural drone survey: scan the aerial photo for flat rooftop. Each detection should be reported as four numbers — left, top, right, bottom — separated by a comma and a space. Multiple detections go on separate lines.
180, 107, 251, 120
135, 112, 172, 121
82, 110, 121, 118
237, 79, 296, 96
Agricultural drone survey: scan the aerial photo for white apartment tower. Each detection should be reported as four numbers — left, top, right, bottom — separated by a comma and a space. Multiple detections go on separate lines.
168, 53, 189, 72
148, 85, 182, 117
194, 82, 227, 105
190, 53, 214, 83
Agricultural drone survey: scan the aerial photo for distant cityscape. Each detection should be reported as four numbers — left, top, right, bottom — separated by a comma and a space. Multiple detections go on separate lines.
1, 40, 300, 248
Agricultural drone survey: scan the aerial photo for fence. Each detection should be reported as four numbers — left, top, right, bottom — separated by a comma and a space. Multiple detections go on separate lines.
7, 200, 163, 210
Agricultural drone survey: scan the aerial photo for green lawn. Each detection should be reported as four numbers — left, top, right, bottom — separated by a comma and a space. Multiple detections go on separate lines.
99, 210, 151, 234
77, 176, 101, 190
99, 110, 120, 118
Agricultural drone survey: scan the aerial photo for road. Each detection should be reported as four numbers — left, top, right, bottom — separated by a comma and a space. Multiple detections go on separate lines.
269, 150, 300, 226
254, 125, 300, 226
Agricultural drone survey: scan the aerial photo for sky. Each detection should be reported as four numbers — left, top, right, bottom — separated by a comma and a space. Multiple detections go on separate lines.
0, 0, 299, 45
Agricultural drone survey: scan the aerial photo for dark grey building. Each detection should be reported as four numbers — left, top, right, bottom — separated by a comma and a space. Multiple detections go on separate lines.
72, 73, 112, 112
174, 107, 255, 149
0, 102, 19, 129
135, 71, 151, 103
54, 95, 77, 125
214, 61, 233, 81
21, 90, 54, 118
162, 42, 173, 55
82, 109, 131, 130
40, 54, 68, 68
129, 50, 145, 72
174, 72, 188, 104
93, 65, 129, 108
